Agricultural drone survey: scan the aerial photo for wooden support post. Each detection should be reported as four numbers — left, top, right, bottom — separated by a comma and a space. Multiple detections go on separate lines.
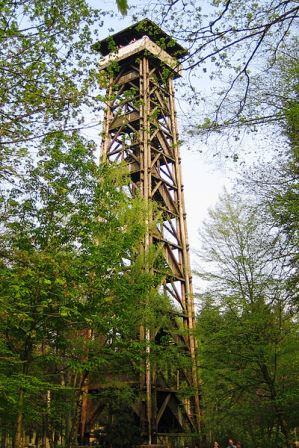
168, 78, 201, 433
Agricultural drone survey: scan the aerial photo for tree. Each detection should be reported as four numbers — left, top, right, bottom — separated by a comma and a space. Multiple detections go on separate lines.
134, 0, 298, 145
238, 58, 298, 304
195, 192, 298, 447
269, 62, 299, 299
0, 0, 128, 183
0, 131, 162, 448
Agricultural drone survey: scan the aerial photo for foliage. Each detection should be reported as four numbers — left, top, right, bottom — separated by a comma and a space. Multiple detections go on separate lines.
195, 192, 299, 448
239, 59, 298, 306
94, 388, 141, 448
0, 0, 93, 177
134, 0, 298, 148
1, 1, 297, 446
0, 0, 127, 183
271, 61, 299, 254
0, 131, 162, 447
116, 0, 129, 15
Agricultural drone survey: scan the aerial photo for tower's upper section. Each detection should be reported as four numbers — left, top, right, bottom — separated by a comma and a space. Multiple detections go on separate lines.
93, 19, 188, 76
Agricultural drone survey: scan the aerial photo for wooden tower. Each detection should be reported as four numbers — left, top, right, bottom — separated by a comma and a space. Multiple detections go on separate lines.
88, 19, 201, 446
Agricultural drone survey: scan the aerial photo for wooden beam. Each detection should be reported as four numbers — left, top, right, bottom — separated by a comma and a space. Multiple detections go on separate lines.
157, 394, 171, 424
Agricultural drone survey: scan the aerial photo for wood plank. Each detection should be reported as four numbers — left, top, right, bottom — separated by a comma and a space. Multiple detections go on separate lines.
157, 394, 171, 424
109, 111, 139, 130
117, 70, 139, 85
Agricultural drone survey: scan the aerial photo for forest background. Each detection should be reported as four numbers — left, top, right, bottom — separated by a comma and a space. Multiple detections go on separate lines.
0, 1, 298, 448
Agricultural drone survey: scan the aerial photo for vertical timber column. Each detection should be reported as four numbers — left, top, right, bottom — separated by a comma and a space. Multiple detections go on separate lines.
168, 78, 201, 433
100, 77, 113, 161
140, 55, 153, 444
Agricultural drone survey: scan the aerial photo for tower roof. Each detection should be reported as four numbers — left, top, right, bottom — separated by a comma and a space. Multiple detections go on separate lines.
93, 19, 188, 59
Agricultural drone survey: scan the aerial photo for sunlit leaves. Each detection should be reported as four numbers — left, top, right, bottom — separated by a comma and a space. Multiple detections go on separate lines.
196, 191, 298, 445
116, 0, 128, 15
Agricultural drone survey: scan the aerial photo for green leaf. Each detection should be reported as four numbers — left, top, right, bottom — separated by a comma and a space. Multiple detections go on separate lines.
116, 0, 128, 15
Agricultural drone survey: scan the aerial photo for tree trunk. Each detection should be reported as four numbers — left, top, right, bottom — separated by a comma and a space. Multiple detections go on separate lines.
46, 390, 54, 448
260, 362, 292, 448
53, 431, 59, 448
64, 372, 74, 448
66, 372, 88, 448
1, 427, 7, 448
41, 414, 47, 448
14, 388, 24, 448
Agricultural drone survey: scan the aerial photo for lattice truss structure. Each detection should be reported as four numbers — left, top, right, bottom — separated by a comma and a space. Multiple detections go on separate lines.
102, 60, 196, 343
83, 21, 201, 445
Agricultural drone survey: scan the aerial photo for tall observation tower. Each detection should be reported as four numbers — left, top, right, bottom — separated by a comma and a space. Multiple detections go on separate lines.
83, 19, 201, 447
